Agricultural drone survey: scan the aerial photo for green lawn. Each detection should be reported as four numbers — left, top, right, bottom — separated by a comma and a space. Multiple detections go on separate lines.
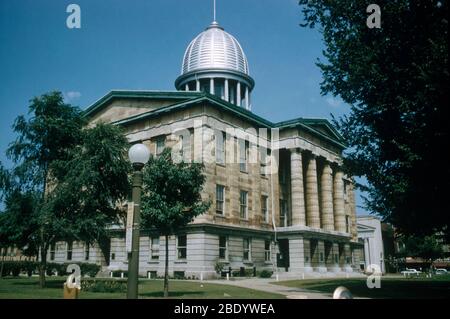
0, 277, 284, 299
274, 274, 450, 299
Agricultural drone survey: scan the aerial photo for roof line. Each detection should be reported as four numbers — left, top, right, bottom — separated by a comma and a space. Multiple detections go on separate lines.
84, 90, 346, 148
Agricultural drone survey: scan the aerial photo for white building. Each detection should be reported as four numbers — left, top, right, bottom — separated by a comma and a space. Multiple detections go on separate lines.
357, 216, 385, 273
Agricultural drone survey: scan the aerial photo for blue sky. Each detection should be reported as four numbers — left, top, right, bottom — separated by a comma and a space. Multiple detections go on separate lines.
0, 0, 368, 214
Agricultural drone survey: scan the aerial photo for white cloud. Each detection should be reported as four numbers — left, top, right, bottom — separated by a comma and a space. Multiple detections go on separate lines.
325, 96, 341, 108
65, 91, 81, 101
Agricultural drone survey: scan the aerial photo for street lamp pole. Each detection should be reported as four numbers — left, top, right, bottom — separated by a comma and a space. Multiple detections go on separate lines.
127, 143, 150, 299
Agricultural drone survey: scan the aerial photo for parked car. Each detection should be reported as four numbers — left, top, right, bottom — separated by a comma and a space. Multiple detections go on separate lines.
435, 268, 448, 275
401, 268, 422, 276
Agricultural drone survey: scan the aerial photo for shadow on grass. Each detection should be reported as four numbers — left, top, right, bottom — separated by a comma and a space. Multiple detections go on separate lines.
279, 278, 450, 299
139, 291, 205, 298
9, 280, 65, 290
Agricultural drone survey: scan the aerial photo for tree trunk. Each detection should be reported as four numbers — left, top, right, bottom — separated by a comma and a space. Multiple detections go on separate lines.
39, 244, 47, 288
164, 235, 169, 298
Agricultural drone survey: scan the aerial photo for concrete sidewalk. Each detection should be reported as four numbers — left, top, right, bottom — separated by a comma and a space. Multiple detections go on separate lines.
202, 278, 332, 299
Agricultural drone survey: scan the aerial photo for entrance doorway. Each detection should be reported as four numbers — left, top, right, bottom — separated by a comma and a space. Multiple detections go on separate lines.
277, 239, 289, 271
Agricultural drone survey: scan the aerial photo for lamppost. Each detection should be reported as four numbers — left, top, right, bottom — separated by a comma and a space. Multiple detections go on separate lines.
127, 143, 150, 299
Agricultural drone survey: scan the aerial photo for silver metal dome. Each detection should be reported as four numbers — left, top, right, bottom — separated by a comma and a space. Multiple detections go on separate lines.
181, 21, 249, 75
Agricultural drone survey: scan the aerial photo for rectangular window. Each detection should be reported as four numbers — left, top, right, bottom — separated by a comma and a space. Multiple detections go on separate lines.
219, 236, 228, 260
260, 148, 270, 176
177, 235, 187, 260
215, 131, 226, 165
216, 185, 225, 215
280, 199, 288, 227
50, 243, 56, 261
240, 190, 248, 219
264, 240, 271, 262
66, 242, 73, 261
175, 133, 191, 162
84, 243, 90, 261
239, 140, 248, 172
111, 253, 115, 261
150, 236, 160, 260
176, 135, 184, 160
243, 238, 251, 261
261, 195, 269, 223
182, 133, 191, 162
156, 136, 165, 156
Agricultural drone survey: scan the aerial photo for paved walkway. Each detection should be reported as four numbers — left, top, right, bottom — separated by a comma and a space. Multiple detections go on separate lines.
203, 278, 332, 299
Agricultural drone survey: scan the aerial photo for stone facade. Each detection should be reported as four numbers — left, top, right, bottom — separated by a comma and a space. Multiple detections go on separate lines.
45, 91, 362, 279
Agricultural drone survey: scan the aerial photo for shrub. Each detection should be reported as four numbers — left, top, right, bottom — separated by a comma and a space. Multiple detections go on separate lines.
214, 261, 225, 274
81, 279, 127, 293
0, 261, 100, 278
79, 263, 101, 277
258, 270, 273, 278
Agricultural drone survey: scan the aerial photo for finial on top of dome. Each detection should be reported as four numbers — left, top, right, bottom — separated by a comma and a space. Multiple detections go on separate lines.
206, 1, 223, 30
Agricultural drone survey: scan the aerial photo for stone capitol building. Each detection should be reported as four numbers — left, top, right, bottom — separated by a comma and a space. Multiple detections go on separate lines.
46, 18, 362, 279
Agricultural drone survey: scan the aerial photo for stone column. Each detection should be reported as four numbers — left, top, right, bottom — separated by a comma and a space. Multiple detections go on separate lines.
343, 243, 353, 272
333, 169, 346, 232
196, 79, 200, 91
303, 239, 313, 272
288, 237, 307, 274
320, 162, 334, 230
290, 149, 306, 226
305, 155, 320, 228
185, 83, 189, 91
224, 79, 229, 102
316, 240, 327, 273
331, 242, 341, 272
364, 237, 371, 271
348, 182, 358, 240
236, 82, 241, 107
210, 78, 215, 95
245, 86, 249, 110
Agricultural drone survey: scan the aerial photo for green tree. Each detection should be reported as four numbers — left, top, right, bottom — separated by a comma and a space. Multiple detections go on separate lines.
4, 92, 131, 287
140, 148, 210, 297
48, 123, 131, 256
398, 235, 443, 261
6, 91, 84, 287
298, 1, 449, 238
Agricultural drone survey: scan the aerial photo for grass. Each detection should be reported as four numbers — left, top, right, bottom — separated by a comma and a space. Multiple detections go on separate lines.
0, 276, 285, 299
274, 274, 450, 299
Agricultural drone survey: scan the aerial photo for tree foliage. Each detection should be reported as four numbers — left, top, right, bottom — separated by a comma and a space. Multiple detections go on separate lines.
299, 0, 449, 238
397, 234, 444, 261
140, 148, 210, 297
140, 148, 210, 235
49, 123, 131, 243
2, 91, 131, 286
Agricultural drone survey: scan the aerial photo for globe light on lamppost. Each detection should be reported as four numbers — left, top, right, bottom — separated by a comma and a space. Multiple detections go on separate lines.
128, 143, 151, 168
127, 143, 150, 299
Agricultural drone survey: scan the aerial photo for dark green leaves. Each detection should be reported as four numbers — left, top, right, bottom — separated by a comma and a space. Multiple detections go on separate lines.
140, 148, 210, 235
299, 0, 449, 238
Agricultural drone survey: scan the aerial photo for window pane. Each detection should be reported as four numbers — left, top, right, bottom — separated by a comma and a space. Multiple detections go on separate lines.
216, 185, 224, 214
178, 235, 187, 247
215, 131, 225, 164
219, 236, 227, 260
240, 191, 247, 219
219, 236, 227, 248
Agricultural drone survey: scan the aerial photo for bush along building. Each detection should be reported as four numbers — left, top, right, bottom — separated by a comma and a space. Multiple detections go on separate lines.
46, 19, 363, 279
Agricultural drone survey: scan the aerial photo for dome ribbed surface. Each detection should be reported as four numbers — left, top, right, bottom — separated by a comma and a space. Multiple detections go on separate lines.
181, 22, 249, 75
